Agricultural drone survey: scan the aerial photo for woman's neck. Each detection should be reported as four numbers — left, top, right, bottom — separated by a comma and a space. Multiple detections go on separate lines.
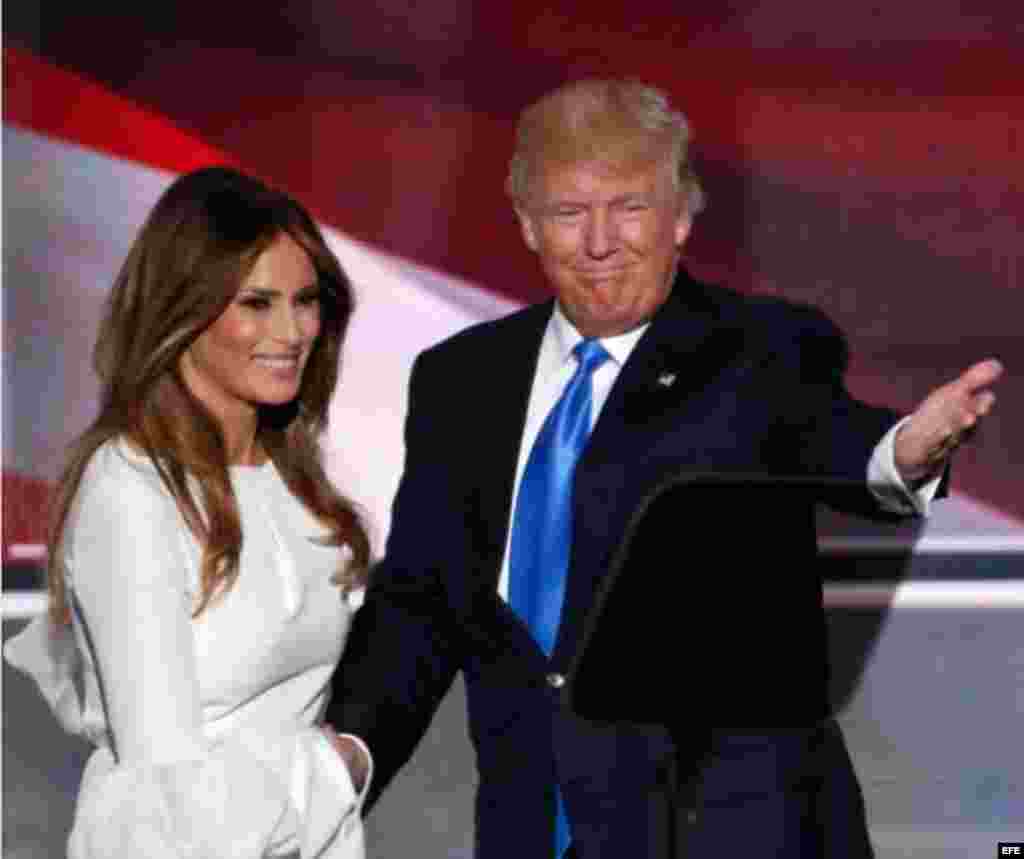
212, 405, 263, 466
225, 426, 265, 465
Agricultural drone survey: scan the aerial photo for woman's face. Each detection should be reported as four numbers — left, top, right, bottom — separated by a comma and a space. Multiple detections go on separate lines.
179, 232, 322, 429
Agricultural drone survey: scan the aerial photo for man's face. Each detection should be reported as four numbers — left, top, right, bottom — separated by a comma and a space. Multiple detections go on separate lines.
516, 157, 691, 338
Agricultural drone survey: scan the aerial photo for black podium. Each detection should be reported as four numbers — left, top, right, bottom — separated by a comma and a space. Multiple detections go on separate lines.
563, 472, 899, 857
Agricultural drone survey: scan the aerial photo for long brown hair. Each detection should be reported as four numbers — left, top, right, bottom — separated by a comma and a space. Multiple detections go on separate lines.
48, 166, 370, 623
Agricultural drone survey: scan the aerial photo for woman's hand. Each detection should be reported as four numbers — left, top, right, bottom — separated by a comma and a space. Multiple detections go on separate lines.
320, 726, 370, 794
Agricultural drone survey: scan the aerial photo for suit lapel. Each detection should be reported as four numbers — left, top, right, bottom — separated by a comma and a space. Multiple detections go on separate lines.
552, 275, 741, 665
472, 300, 553, 593
586, 275, 725, 462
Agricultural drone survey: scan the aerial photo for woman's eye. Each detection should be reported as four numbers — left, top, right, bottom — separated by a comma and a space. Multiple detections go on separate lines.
239, 297, 271, 310
298, 292, 322, 307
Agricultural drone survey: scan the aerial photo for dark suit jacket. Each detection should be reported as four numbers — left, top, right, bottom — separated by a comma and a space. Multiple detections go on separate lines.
327, 271, 901, 858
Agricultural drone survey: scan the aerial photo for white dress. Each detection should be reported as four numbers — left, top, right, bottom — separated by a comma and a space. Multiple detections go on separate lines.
4, 439, 371, 858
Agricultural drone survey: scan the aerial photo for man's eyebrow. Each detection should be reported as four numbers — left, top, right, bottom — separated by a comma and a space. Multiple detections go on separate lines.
612, 191, 654, 202
542, 191, 654, 206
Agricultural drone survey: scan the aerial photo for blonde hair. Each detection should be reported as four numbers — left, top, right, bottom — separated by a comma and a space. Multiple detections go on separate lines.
48, 167, 370, 623
507, 79, 704, 214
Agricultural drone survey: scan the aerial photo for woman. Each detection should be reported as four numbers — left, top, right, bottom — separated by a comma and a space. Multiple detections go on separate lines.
5, 167, 373, 858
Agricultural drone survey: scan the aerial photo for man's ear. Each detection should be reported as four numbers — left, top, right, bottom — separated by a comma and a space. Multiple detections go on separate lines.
674, 211, 692, 248
515, 206, 540, 252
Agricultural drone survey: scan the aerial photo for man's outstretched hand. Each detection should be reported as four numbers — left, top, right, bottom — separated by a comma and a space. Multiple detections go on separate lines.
894, 358, 1004, 485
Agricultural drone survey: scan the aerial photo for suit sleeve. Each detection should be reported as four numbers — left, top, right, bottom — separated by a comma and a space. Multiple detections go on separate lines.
325, 352, 467, 810
781, 305, 909, 517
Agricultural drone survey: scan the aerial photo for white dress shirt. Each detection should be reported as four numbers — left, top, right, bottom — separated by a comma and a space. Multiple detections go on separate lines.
497, 304, 939, 600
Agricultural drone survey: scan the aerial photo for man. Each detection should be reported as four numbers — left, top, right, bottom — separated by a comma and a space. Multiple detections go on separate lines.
327, 80, 1001, 857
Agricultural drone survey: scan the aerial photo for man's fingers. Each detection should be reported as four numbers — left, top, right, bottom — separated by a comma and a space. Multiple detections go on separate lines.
897, 357, 1002, 481
972, 389, 997, 417
944, 390, 994, 443
942, 422, 978, 453
957, 358, 1003, 394
933, 359, 1001, 425
939, 384, 996, 450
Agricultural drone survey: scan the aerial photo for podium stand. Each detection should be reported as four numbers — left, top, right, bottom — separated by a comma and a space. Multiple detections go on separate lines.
564, 472, 893, 857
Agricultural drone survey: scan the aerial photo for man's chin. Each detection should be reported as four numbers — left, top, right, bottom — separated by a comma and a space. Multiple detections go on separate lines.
571, 311, 648, 339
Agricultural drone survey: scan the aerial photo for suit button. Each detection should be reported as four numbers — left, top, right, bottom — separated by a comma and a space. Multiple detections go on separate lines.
685, 808, 698, 825
546, 673, 566, 689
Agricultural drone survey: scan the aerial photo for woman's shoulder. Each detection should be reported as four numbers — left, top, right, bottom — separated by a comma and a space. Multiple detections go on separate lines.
64, 439, 196, 587
76, 437, 177, 515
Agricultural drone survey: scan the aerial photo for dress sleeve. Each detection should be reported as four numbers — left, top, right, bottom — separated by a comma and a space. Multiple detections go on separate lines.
65, 456, 366, 858
68, 460, 207, 766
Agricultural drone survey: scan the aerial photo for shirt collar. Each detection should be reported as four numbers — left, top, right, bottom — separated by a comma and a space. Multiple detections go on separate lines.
549, 301, 649, 368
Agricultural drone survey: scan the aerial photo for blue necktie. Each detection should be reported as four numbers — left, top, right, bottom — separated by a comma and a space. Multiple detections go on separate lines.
509, 338, 611, 858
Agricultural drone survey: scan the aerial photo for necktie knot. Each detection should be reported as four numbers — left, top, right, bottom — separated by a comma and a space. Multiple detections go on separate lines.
573, 339, 610, 377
